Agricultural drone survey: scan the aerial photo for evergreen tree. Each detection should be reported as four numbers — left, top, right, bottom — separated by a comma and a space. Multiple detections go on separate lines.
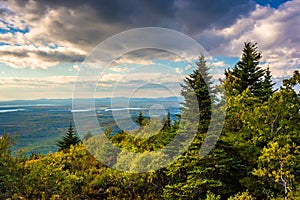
164, 55, 220, 199
136, 111, 145, 127
180, 55, 215, 157
258, 66, 276, 101
162, 111, 171, 130
56, 122, 81, 150
225, 42, 274, 101
180, 54, 214, 136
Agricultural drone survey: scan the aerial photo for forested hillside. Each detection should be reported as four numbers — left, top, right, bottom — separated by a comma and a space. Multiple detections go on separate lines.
1, 42, 299, 199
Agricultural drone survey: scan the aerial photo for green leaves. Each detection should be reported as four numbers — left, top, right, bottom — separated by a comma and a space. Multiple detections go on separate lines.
254, 139, 300, 198
0, 133, 22, 198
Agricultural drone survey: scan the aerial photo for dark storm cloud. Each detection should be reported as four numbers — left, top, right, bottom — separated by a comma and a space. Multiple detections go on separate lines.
38, 0, 254, 25
6, 0, 257, 37
7, 0, 175, 26
173, 0, 256, 34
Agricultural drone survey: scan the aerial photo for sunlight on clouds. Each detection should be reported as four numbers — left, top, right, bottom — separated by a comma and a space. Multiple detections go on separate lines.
175, 67, 183, 74
0, 0, 298, 99
201, 1, 300, 80
73, 65, 81, 72
113, 56, 154, 66
0, 3, 88, 69
0, 44, 85, 69
107, 66, 129, 73
0, 76, 77, 88
207, 60, 226, 67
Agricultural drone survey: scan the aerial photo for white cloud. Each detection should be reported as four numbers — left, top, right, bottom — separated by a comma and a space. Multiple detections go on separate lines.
0, 2, 110, 69
0, 44, 85, 69
208, 60, 226, 67
113, 56, 154, 66
175, 67, 183, 74
1, 0, 299, 100
0, 71, 184, 99
200, 1, 300, 79
0, 21, 9, 30
73, 65, 81, 72
0, 76, 77, 88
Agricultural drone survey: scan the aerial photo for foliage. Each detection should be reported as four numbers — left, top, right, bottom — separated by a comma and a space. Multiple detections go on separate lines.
254, 139, 300, 199
227, 191, 254, 200
205, 191, 221, 200
283, 70, 300, 90
12, 145, 102, 199
2, 42, 300, 199
0, 133, 21, 198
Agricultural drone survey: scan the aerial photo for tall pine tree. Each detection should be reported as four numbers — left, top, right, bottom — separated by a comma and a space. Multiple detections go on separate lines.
225, 42, 274, 101
163, 55, 220, 199
180, 54, 214, 138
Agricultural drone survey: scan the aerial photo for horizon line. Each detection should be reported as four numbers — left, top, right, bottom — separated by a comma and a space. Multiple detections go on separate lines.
0, 96, 184, 102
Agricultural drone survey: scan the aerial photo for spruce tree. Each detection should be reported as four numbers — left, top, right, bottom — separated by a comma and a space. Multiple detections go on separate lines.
164, 55, 218, 199
225, 42, 274, 101
259, 66, 276, 101
56, 122, 81, 150
180, 54, 213, 137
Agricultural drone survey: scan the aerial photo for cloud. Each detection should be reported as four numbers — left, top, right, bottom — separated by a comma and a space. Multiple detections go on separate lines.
1, 0, 298, 100
0, 0, 257, 69
0, 70, 185, 100
107, 66, 130, 73
0, 76, 77, 100
173, 0, 256, 35
175, 67, 183, 74
208, 60, 227, 67
0, 76, 77, 88
0, 69, 184, 90
200, 1, 300, 79
72, 65, 81, 72
0, 44, 85, 69
113, 53, 155, 66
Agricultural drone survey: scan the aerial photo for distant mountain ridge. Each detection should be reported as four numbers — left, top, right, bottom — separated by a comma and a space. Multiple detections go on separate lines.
0, 96, 184, 106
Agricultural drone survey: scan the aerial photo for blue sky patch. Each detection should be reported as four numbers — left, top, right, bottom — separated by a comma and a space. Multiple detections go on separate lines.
255, 0, 291, 8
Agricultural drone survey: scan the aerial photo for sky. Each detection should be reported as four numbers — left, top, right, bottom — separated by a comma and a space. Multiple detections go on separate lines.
0, 0, 299, 100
